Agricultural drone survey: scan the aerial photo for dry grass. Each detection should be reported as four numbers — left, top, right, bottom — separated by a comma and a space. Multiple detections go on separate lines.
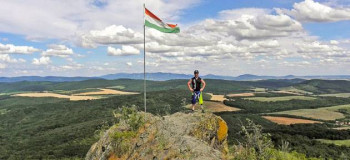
73, 88, 138, 96
226, 93, 255, 97
186, 101, 240, 112
207, 93, 227, 102
13, 92, 98, 101
262, 116, 321, 125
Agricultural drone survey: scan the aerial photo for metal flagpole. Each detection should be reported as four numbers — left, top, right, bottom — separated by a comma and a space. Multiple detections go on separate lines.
143, 3, 147, 112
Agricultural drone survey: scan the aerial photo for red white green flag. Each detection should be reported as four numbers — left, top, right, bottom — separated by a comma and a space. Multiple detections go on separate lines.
144, 7, 180, 33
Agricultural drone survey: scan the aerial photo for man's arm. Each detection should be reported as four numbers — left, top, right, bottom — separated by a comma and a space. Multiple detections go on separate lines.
200, 79, 206, 92
187, 79, 194, 92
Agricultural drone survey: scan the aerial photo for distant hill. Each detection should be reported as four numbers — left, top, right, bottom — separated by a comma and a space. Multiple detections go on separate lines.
1, 72, 350, 82
294, 79, 350, 94
0, 76, 102, 82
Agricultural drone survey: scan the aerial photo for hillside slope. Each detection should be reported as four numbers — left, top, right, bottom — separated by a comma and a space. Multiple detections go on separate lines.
85, 111, 229, 160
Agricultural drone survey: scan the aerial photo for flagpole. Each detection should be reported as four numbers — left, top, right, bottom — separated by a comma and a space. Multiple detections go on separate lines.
143, 3, 147, 113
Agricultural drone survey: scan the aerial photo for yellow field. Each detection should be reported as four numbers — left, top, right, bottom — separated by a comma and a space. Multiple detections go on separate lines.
13, 88, 139, 101
263, 116, 321, 125
73, 88, 138, 96
319, 93, 350, 98
244, 96, 316, 102
272, 104, 350, 120
226, 93, 255, 97
13, 92, 98, 101
207, 93, 227, 102
185, 101, 240, 112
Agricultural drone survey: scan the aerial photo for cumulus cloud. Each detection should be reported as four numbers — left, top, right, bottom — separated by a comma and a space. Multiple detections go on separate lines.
107, 45, 140, 56
0, 43, 40, 54
0, 54, 26, 63
80, 25, 143, 48
194, 11, 302, 40
276, 0, 350, 22
32, 56, 51, 65
42, 44, 74, 57
0, 0, 200, 40
2, 0, 350, 76
0, 63, 6, 69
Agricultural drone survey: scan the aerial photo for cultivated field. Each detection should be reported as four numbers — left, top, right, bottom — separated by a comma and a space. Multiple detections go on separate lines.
270, 90, 303, 95
279, 86, 313, 95
226, 93, 255, 97
262, 116, 321, 125
318, 139, 350, 147
251, 88, 267, 92
272, 104, 350, 120
319, 93, 350, 98
73, 88, 138, 95
207, 93, 227, 102
333, 126, 350, 130
12, 88, 139, 101
244, 96, 316, 102
13, 92, 98, 101
185, 101, 240, 112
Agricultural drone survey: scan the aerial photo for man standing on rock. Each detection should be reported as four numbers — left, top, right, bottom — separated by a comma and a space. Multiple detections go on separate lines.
187, 70, 206, 112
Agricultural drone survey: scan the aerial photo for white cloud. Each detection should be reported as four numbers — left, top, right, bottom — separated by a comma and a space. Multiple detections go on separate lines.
0, 63, 6, 69
80, 25, 143, 48
0, 43, 40, 54
0, 0, 200, 40
107, 45, 140, 56
2, 1, 350, 76
219, 8, 271, 20
32, 56, 51, 65
330, 40, 339, 45
42, 44, 74, 57
0, 54, 26, 63
277, 0, 350, 22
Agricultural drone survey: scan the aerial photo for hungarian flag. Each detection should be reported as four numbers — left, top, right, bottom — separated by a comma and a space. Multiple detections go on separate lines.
145, 8, 180, 33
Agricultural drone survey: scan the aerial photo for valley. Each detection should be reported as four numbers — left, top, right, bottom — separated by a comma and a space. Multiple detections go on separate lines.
1, 78, 350, 159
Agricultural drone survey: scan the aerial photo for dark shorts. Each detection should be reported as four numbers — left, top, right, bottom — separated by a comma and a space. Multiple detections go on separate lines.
192, 91, 203, 105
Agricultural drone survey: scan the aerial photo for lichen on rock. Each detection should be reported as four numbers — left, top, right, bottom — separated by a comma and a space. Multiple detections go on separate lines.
85, 111, 229, 160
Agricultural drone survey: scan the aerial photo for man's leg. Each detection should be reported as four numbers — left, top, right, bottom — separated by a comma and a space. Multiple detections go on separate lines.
199, 92, 204, 112
191, 92, 196, 111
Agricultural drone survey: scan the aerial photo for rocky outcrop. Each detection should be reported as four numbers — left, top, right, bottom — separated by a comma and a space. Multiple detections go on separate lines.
85, 112, 229, 160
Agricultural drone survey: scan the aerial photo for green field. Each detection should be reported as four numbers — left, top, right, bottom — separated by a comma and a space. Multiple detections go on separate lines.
279, 86, 313, 95
273, 104, 350, 121
244, 96, 316, 102
318, 139, 350, 147
320, 93, 350, 98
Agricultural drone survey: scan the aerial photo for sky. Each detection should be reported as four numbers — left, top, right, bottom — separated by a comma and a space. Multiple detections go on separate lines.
0, 0, 350, 77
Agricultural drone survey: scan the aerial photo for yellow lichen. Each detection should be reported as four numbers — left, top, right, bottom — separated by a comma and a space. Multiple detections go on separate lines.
217, 118, 228, 142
